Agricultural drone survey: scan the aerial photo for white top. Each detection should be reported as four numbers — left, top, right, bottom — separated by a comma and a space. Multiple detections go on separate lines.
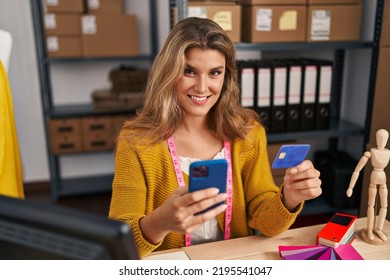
179, 149, 225, 245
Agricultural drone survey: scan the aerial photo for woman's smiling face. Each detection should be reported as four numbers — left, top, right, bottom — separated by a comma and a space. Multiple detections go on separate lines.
176, 48, 226, 118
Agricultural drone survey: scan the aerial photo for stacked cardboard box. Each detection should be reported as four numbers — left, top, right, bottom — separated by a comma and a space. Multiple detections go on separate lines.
239, 0, 362, 43
43, 0, 139, 58
183, 1, 242, 43
240, 0, 307, 43
49, 114, 130, 154
306, 0, 362, 42
44, 0, 84, 58
91, 66, 148, 112
82, 0, 138, 57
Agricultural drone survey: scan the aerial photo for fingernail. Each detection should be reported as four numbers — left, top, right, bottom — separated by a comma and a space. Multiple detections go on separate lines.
290, 168, 297, 174
211, 188, 220, 194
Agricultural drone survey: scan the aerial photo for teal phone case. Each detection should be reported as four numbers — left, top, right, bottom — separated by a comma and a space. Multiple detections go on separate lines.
189, 159, 228, 214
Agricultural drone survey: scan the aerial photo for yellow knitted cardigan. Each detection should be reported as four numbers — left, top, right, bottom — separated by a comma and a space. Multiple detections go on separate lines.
109, 123, 302, 258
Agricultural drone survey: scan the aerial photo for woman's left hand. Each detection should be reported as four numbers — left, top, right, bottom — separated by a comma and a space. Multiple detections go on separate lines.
282, 160, 322, 212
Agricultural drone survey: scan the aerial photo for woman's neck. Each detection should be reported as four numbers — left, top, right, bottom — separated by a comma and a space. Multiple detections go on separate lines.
177, 115, 209, 136
173, 116, 222, 160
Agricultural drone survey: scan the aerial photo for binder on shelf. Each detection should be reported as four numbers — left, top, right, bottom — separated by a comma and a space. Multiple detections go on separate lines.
286, 60, 302, 132
255, 60, 272, 132
270, 60, 288, 133
315, 60, 333, 130
237, 60, 256, 109
300, 60, 317, 131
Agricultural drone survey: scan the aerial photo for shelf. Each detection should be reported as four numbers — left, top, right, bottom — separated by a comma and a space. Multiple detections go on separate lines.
235, 41, 373, 52
52, 103, 136, 118
267, 120, 364, 143
54, 174, 113, 199
46, 55, 154, 64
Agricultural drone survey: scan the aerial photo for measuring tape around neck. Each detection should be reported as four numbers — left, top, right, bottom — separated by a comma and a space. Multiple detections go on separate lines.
167, 136, 233, 246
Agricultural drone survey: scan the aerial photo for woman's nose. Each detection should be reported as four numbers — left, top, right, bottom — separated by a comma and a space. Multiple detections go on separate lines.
195, 75, 207, 93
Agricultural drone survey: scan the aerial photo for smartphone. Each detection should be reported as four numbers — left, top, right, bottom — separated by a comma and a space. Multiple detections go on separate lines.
189, 159, 228, 214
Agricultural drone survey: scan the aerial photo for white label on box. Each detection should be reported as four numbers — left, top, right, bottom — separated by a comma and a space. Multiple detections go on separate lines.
47, 36, 59, 52
46, 0, 59, 6
213, 11, 232, 31
82, 15, 97, 34
256, 9, 272, 31
44, 14, 57, 29
188, 7, 207, 18
88, 0, 100, 10
311, 10, 331, 41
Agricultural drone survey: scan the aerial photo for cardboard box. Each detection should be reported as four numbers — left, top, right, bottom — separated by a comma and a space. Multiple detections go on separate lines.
44, 14, 82, 36
242, 5, 307, 43
49, 118, 83, 154
187, 3, 241, 42
308, 0, 360, 4
240, 0, 306, 5
112, 114, 129, 139
381, 0, 390, 47
45, 0, 85, 14
91, 89, 122, 112
307, 4, 362, 41
46, 36, 83, 58
118, 92, 145, 111
109, 68, 149, 93
86, 0, 123, 14
81, 116, 114, 151
369, 47, 390, 143
81, 14, 138, 57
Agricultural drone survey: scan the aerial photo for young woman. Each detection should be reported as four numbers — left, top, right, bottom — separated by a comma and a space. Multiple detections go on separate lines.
109, 17, 322, 258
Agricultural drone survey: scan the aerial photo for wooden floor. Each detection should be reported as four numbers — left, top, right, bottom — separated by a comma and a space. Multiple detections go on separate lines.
24, 181, 333, 228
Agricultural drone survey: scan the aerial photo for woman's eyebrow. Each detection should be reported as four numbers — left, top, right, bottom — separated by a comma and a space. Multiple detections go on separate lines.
185, 63, 225, 71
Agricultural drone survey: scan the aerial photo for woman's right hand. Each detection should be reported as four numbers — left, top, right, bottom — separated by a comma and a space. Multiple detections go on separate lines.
140, 186, 227, 245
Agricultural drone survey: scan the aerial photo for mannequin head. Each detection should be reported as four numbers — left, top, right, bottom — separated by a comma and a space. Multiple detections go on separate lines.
376, 129, 389, 150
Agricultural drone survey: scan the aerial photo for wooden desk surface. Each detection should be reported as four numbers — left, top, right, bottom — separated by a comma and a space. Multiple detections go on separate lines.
147, 218, 390, 260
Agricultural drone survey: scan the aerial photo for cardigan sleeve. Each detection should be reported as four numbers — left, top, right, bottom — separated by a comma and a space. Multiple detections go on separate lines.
243, 124, 303, 236
108, 131, 162, 258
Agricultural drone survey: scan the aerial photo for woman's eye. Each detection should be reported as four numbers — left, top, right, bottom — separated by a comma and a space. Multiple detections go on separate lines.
210, 70, 222, 76
184, 68, 195, 76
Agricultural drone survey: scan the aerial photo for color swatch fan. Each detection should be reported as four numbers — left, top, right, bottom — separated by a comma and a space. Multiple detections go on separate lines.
278, 244, 364, 260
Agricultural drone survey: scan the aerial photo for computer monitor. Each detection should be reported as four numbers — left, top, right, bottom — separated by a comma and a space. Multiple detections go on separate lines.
0, 195, 139, 260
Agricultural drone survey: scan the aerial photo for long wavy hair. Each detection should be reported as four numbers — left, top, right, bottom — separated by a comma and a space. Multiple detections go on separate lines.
120, 17, 259, 145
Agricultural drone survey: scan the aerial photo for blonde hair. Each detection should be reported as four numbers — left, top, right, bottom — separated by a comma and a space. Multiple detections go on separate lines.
121, 17, 259, 145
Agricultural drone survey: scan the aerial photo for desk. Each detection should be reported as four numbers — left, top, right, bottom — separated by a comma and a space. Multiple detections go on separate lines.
147, 218, 390, 260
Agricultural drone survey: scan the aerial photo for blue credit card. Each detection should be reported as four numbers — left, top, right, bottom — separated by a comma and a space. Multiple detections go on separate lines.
271, 144, 310, 169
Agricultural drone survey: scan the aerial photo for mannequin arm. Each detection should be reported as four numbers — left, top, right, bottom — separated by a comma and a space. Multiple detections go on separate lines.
346, 151, 371, 197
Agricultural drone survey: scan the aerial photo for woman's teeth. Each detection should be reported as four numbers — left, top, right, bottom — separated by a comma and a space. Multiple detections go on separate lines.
191, 95, 208, 101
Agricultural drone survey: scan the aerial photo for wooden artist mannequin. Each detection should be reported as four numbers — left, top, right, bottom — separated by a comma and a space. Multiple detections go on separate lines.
347, 129, 389, 244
